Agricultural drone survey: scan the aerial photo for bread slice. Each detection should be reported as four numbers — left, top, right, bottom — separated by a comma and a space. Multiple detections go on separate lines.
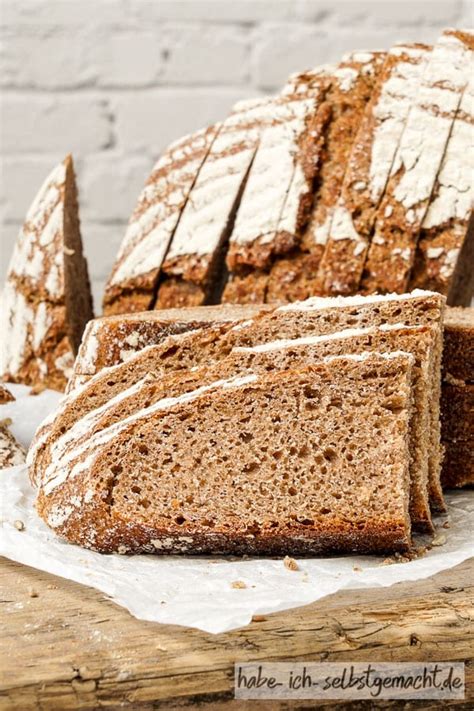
154, 98, 274, 309
102, 125, 219, 315
35, 352, 414, 555
0, 420, 26, 468
315, 44, 430, 296
361, 30, 473, 294
222, 81, 331, 303
0, 156, 93, 392
409, 73, 474, 303
68, 303, 269, 391
265, 51, 387, 303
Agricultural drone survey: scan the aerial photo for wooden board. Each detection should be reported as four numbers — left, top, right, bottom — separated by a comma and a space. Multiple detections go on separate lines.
0, 556, 473, 709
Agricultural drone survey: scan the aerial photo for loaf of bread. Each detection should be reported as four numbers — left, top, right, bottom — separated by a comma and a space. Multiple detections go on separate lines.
100, 29, 472, 317
33, 352, 415, 555
0, 156, 93, 392
440, 306, 474, 488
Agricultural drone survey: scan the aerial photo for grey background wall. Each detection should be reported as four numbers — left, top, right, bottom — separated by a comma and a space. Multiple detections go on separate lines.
1, 0, 472, 310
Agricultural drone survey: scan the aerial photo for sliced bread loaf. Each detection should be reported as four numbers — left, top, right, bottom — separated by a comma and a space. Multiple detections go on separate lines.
31, 290, 445, 519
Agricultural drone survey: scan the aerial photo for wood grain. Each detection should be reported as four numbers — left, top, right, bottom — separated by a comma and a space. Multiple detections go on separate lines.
0, 556, 473, 710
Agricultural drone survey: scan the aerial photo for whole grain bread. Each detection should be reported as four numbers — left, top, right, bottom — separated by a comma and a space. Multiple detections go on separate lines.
35, 353, 414, 555
361, 30, 473, 294
31, 290, 445, 522
315, 44, 430, 297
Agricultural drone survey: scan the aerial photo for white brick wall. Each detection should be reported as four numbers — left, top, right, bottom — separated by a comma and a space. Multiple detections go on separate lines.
0, 0, 471, 310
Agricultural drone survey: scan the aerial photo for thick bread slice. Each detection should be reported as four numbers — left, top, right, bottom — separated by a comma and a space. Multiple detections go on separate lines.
266, 51, 387, 303
36, 353, 414, 555
67, 304, 270, 391
315, 44, 430, 296
0, 156, 93, 392
409, 72, 474, 303
361, 30, 474, 294
222, 81, 331, 303
102, 126, 219, 315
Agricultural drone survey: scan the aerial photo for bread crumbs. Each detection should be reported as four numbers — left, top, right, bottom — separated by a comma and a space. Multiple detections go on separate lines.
283, 556, 299, 571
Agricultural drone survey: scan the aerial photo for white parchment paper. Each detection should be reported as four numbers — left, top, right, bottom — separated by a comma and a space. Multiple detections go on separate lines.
1, 385, 473, 634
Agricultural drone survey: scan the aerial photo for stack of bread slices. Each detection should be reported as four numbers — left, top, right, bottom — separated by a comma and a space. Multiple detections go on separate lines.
29, 290, 448, 555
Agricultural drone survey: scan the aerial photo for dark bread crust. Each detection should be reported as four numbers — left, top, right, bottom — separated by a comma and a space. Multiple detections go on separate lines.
35, 487, 411, 556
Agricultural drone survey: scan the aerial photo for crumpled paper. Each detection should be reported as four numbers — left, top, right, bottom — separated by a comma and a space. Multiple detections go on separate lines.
1, 384, 473, 634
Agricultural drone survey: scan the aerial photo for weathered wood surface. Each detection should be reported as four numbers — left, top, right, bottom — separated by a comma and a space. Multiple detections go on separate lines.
0, 556, 473, 710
